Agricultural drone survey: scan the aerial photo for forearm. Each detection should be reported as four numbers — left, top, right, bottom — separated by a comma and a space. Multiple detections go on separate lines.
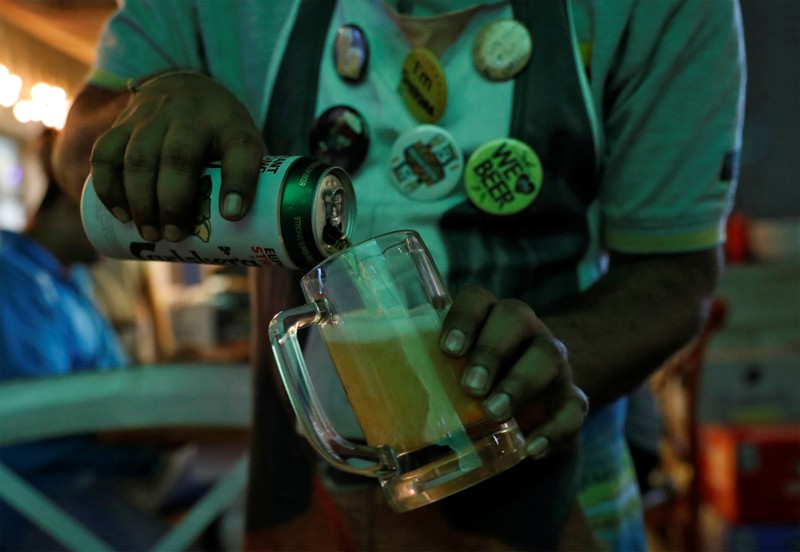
53, 85, 130, 201
544, 246, 722, 407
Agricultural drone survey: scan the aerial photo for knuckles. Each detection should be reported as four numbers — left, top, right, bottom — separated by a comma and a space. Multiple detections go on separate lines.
86, 78, 265, 228
470, 343, 503, 365
161, 143, 204, 170
90, 131, 126, 168
457, 285, 496, 304
218, 127, 265, 152
569, 384, 590, 416
493, 299, 535, 323
541, 337, 569, 368
125, 193, 156, 217
123, 149, 160, 173
159, 204, 192, 224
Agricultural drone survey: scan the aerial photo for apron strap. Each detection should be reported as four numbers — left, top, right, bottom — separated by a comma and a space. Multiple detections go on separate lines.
440, 0, 599, 310
252, 1, 336, 532
510, 0, 598, 210
263, 0, 337, 154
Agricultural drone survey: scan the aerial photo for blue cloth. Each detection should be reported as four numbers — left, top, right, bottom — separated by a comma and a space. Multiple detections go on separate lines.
579, 399, 648, 551
0, 230, 164, 550
0, 229, 131, 477
0, 230, 126, 382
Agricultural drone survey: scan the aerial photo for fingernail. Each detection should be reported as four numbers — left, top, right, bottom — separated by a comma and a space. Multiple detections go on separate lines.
222, 192, 243, 219
111, 207, 131, 223
443, 329, 466, 355
163, 224, 183, 242
140, 225, 160, 242
463, 365, 488, 394
526, 436, 549, 459
485, 393, 511, 419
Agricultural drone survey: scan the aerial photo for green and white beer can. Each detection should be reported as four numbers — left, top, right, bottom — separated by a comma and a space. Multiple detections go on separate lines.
81, 156, 356, 270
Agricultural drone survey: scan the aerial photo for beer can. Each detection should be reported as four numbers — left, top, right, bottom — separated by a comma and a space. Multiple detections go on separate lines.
81, 156, 356, 270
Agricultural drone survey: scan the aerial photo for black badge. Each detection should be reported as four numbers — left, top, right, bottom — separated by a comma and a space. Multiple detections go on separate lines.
309, 105, 370, 173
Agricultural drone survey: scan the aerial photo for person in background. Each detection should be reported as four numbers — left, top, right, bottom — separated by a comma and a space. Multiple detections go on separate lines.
89, 257, 176, 364
0, 129, 170, 550
53, 1, 745, 549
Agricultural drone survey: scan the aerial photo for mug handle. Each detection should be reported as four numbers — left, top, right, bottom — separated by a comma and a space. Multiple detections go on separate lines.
268, 299, 398, 479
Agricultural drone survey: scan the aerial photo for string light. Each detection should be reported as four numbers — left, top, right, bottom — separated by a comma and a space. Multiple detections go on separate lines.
0, 64, 70, 129
0, 65, 23, 108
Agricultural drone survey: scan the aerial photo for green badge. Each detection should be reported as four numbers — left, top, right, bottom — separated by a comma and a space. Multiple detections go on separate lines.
464, 138, 543, 215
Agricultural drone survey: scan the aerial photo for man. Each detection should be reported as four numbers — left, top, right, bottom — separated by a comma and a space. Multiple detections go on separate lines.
53, 1, 745, 549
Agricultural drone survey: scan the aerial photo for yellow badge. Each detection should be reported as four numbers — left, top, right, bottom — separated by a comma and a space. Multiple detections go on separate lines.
399, 48, 448, 124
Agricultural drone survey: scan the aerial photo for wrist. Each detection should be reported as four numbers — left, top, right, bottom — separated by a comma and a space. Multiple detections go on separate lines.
127, 69, 207, 94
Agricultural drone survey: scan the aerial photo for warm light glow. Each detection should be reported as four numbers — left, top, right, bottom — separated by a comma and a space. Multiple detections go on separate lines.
12, 100, 34, 123
0, 71, 23, 108
2, 73, 70, 129
26, 82, 69, 129
31, 82, 53, 101
42, 99, 70, 129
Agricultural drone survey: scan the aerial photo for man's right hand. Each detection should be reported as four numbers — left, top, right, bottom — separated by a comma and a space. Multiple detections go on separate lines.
89, 71, 266, 242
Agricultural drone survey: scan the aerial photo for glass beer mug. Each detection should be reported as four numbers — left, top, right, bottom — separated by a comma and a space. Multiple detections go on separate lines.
269, 230, 526, 512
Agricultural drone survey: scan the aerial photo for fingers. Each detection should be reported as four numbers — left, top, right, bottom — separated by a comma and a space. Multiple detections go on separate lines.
88, 74, 266, 239
487, 337, 587, 459
522, 384, 589, 459
91, 125, 132, 222
482, 337, 566, 421
439, 286, 589, 461
96, 119, 210, 242
440, 286, 496, 357
217, 125, 267, 221
157, 121, 213, 240
124, 122, 168, 240
460, 299, 539, 397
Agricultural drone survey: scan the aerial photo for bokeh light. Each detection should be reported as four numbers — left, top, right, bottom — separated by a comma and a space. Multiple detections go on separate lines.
0, 65, 70, 129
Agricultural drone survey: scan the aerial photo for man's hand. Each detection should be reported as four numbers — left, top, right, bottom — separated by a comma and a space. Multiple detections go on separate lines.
90, 71, 266, 242
439, 286, 588, 460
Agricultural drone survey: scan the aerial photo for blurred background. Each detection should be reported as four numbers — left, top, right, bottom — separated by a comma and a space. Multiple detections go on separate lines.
0, 1, 797, 551
0, 0, 252, 365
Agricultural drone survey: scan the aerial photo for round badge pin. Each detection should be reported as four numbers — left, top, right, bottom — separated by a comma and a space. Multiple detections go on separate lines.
464, 138, 543, 215
388, 125, 464, 201
309, 105, 370, 173
472, 19, 532, 81
399, 48, 447, 123
333, 24, 369, 83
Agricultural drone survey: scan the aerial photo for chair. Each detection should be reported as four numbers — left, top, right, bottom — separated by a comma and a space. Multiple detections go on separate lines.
0, 363, 251, 552
647, 299, 728, 551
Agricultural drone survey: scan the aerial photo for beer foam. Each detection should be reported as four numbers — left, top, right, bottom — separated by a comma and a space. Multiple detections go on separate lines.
323, 305, 443, 342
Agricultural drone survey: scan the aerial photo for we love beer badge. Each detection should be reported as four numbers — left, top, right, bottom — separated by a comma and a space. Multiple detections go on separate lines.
465, 138, 543, 215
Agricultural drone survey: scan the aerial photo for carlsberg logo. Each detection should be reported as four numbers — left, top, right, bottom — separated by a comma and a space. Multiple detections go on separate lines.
130, 242, 262, 267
